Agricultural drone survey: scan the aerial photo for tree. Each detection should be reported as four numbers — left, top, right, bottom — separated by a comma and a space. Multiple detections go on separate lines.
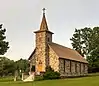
0, 57, 29, 77
15, 58, 29, 73
0, 57, 15, 77
70, 29, 83, 56
0, 24, 9, 55
70, 28, 93, 57
70, 27, 99, 72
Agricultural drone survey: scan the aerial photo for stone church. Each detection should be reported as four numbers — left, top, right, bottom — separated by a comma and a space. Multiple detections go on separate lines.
29, 9, 88, 77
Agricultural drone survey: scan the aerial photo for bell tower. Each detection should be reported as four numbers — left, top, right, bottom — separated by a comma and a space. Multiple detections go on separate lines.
34, 8, 54, 73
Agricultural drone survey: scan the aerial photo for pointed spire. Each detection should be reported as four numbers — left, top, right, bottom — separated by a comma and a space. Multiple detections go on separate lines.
40, 8, 48, 31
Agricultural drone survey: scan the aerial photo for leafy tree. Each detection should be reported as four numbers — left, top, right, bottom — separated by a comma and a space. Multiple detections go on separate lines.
70, 27, 99, 72
15, 58, 29, 73
70, 28, 93, 57
0, 57, 29, 77
0, 57, 15, 77
70, 29, 83, 56
0, 24, 9, 55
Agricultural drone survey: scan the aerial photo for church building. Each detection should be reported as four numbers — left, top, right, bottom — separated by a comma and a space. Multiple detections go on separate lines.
29, 9, 88, 77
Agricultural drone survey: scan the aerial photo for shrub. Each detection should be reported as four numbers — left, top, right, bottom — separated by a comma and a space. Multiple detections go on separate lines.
43, 66, 60, 80
34, 75, 44, 81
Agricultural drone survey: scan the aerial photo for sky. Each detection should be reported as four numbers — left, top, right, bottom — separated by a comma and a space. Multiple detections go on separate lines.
0, 0, 99, 61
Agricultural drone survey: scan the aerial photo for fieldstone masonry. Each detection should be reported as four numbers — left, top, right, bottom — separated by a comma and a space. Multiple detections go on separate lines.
59, 59, 88, 77
48, 46, 59, 72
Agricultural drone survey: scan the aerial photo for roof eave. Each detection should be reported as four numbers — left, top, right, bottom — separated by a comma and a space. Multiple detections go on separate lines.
28, 48, 36, 60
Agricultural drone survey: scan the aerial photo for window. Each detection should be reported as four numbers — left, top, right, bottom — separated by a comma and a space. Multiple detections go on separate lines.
70, 61, 71, 72
80, 63, 81, 73
64, 60, 65, 72
83, 64, 85, 73
75, 62, 77, 73
48, 37, 50, 42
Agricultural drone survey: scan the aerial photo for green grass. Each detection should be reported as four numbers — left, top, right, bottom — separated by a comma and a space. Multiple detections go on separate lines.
0, 73, 99, 86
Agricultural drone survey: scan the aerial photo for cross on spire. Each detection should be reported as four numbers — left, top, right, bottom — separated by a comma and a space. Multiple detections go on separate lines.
39, 8, 48, 31
42, 8, 46, 14
34, 8, 54, 34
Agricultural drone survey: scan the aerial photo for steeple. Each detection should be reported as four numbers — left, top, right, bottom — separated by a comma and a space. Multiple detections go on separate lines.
40, 8, 48, 31
34, 8, 54, 73
34, 8, 53, 34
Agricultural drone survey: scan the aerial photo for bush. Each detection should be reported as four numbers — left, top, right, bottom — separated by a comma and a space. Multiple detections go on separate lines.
43, 66, 60, 80
88, 67, 99, 73
34, 75, 44, 81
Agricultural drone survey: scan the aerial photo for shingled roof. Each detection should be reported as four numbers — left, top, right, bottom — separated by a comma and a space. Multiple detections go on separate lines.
49, 42, 88, 63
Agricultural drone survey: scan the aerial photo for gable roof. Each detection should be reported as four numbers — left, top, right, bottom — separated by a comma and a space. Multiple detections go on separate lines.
48, 43, 88, 63
28, 48, 36, 60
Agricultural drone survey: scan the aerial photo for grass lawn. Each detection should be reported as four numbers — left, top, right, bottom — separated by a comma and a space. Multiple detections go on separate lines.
0, 73, 99, 86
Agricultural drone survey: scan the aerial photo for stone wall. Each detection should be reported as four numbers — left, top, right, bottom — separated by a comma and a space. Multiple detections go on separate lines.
81, 63, 84, 74
29, 52, 36, 72
35, 32, 47, 72
59, 58, 88, 77
71, 61, 76, 75
85, 64, 88, 74
65, 60, 71, 74
35, 30, 53, 73
77, 62, 80, 75
59, 59, 65, 74
31, 53, 36, 65
49, 46, 59, 72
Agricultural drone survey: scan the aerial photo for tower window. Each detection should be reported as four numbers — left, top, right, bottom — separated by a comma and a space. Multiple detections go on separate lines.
48, 37, 50, 42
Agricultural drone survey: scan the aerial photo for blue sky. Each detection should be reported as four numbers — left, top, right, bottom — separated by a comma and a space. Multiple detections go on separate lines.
0, 0, 99, 60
